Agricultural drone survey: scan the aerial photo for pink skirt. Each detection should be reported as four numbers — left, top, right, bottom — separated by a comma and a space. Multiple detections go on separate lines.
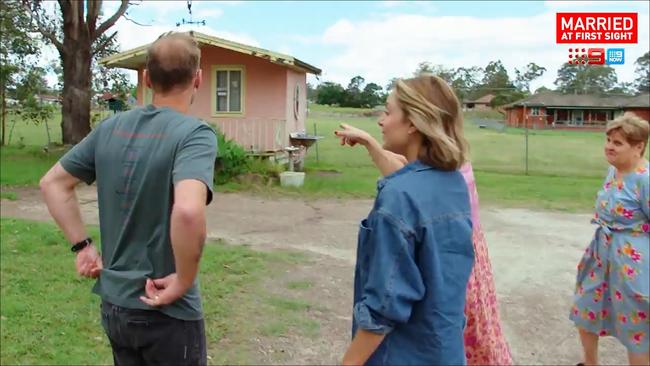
464, 225, 512, 365
461, 163, 512, 365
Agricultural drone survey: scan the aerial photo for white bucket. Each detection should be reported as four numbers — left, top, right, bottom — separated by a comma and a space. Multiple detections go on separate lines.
279, 171, 305, 187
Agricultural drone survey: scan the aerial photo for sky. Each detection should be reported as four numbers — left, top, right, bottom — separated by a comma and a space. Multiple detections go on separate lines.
43, 0, 650, 92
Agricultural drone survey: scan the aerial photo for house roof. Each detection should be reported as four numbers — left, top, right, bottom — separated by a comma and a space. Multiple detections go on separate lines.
623, 93, 650, 108
503, 92, 650, 109
465, 94, 495, 104
98, 31, 322, 75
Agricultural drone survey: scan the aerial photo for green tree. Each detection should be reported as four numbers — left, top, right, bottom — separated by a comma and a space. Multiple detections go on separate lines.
306, 82, 317, 101
15, 66, 48, 101
315, 82, 345, 105
452, 66, 483, 101
430, 65, 456, 84
48, 60, 64, 93
413, 62, 456, 84
481, 60, 512, 90
514, 62, 547, 93
413, 61, 434, 76
385, 77, 399, 92
554, 63, 618, 95
490, 90, 528, 107
609, 81, 637, 96
343, 75, 365, 107
24, 0, 130, 144
634, 51, 649, 93
534, 86, 553, 94
360, 82, 384, 107
92, 32, 132, 99
0, 0, 41, 145
475, 60, 517, 105
6, 66, 56, 146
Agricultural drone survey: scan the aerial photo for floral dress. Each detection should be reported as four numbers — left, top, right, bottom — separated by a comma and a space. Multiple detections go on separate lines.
461, 164, 513, 365
570, 161, 650, 352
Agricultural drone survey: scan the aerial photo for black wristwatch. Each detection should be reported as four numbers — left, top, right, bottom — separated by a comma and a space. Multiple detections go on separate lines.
71, 238, 93, 253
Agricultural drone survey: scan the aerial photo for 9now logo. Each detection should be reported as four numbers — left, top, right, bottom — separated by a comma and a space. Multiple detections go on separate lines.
568, 47, 625, 65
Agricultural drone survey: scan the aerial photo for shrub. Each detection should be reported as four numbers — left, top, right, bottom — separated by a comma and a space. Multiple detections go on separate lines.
212, 126, 252, 184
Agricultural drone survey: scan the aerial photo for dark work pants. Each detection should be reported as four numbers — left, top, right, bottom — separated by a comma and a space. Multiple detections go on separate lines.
100, 301, 206, 366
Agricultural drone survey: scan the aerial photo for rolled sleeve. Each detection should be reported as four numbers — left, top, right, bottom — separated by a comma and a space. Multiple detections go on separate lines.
59, 128, 99, 185
172, 124, 218, 204
353, 302, 396, 334
356, 210, 425, 335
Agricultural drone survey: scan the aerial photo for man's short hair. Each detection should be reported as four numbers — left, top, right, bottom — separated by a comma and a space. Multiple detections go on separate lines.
146, 32, 201, 94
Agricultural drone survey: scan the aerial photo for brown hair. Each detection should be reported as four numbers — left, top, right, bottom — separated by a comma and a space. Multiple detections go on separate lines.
606, 113, 650, 155
146, 32, 201, 94
394, 75, 469, 171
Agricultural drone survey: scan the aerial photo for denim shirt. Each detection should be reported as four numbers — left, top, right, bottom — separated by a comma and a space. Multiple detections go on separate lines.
352, 160, 475, 366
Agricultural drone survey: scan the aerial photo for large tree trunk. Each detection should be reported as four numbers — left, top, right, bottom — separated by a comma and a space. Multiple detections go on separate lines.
1, 83, 6, 146
24, 0, 129, 144
59, 0, 93, 145
60, 42, 92, 144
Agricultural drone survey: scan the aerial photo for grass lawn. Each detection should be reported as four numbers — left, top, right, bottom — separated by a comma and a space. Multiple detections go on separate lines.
0, 146, 66, 186
3, 109, 114, 147
0, 190, 18, 200
0, 218, 314, 365
307, 103, 374, 115
4, 110, 63, 147
1, 104, 621, 212
275, 110, 608, 211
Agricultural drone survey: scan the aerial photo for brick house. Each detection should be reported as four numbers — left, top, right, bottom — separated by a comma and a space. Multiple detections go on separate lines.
462, 94, 495, 111
503, 92, 650, 129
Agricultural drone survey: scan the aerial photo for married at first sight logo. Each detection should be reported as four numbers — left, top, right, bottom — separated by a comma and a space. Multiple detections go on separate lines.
557, 12, 637, 66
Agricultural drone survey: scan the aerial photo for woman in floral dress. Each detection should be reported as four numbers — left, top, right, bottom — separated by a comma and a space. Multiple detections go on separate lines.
570, 114, 650, 366
335, 124, 512, 365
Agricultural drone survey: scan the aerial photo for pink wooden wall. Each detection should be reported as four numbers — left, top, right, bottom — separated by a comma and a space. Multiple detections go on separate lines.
135, 45, 311, 152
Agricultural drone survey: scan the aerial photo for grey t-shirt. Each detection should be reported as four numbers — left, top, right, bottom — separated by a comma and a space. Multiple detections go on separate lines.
60, 104, 217, 321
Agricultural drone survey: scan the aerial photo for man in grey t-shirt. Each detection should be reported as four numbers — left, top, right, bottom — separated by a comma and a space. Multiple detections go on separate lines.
40, 32, 216, 365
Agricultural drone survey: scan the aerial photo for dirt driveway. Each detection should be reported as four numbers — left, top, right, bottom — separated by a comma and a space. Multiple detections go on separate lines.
1, 186, 627, 365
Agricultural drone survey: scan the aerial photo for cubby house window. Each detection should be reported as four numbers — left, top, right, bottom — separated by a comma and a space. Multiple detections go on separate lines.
214, 66, 244, 114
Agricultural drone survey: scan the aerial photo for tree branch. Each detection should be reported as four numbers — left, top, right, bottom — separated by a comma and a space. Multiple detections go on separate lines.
22, 0, 64, 52
87, 0, 101, 35
122, 13, 152, 27
72, 0, 83, 36
94, 0, 129, 40
92, 31, 118, 56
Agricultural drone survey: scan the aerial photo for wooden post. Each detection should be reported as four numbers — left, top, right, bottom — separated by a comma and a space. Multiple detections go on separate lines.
1, 91, 6, 146
313, 122, 319, 163
523, 103, 529, 176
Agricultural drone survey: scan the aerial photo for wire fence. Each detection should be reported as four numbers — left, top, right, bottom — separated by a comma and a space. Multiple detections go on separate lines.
2, 107, 114, 147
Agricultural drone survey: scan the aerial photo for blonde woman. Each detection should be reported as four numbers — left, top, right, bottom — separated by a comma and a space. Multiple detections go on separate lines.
340, 75, 474, 365
336, 78, 512, 365
571, 114, 649, 366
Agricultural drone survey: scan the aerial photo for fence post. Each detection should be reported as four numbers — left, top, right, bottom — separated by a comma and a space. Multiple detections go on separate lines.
523, 103, 529, 176
314, 122, 319, 163
44, 118, 52, 146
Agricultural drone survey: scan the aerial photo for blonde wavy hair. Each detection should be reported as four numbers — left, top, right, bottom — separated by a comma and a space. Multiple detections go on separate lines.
394, 75, 469, 171
606, 113, 649, 156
